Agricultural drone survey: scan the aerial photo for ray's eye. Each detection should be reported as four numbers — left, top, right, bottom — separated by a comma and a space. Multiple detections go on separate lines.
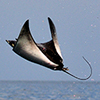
12, 43, 14, 47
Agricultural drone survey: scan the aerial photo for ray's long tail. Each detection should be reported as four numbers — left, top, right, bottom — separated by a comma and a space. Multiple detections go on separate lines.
62, 56, 92, 80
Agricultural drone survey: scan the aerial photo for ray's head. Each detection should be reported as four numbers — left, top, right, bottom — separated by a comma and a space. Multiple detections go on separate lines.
6, 40, 17, 48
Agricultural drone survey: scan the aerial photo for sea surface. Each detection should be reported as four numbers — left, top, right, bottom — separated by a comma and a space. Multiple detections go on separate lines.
0, 81, 100, 100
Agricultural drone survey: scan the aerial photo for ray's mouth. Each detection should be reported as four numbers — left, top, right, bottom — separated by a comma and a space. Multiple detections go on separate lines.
6, 40, 9, 43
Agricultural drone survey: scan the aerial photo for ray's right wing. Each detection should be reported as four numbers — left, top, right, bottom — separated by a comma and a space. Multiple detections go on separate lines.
48, 17, 63, 59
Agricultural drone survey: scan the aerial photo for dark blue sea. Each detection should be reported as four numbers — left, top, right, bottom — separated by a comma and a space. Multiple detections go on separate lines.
0, 81, 100, 100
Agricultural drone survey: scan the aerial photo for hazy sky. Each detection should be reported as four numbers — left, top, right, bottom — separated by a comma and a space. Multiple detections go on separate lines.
0, 0, 100, 81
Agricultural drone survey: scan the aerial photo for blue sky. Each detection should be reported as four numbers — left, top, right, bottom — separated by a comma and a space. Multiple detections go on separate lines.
0, 0, 100, 81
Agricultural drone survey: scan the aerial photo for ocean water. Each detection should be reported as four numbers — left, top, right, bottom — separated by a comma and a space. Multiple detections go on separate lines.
0, 81, 100, 100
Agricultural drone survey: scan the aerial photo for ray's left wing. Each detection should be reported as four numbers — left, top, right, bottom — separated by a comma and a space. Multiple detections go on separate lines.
6, 20, 59, 69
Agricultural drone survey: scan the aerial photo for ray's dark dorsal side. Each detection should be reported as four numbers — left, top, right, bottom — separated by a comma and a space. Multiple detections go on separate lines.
6, 17, 92, 80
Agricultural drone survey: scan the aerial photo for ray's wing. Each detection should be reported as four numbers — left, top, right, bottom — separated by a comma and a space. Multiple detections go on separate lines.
48, 17, 63, 59
6, 19, 63, 70
36, 17, 64, 69
13, 20, 58, 68
37, 40, 63, 67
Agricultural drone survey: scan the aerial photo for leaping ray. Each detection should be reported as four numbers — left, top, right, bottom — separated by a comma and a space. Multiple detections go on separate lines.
6, 17, 92, 80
